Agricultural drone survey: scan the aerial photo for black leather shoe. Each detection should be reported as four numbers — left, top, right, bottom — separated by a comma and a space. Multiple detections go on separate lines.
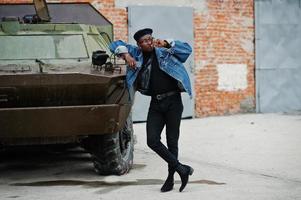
175, 164, 194, 192
160, 173, 174, 192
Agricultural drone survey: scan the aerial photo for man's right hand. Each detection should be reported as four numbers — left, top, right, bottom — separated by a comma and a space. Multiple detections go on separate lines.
122, 53, 136, 69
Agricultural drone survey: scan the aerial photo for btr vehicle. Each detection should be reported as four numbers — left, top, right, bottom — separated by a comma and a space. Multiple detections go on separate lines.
0, 0, 133, 175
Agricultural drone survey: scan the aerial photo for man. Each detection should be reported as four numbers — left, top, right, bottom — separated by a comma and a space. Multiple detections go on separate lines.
109, 28, 193, 192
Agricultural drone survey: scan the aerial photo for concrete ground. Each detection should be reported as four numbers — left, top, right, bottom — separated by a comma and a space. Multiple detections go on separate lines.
1, 113, 301, 200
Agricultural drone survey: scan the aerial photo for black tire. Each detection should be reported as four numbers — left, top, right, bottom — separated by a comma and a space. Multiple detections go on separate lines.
84, 115, 134, 175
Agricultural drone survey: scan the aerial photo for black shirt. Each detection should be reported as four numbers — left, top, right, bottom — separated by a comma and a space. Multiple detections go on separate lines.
143, 50, 179, 95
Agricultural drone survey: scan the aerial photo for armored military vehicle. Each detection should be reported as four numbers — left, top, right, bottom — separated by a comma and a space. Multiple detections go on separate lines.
0, 0, 133, 175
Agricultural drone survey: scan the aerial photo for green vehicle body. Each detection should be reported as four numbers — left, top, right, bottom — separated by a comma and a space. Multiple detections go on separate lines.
0, 0, 133, 175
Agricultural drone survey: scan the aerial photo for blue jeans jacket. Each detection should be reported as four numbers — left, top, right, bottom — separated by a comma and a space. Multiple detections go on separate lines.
109, 40, 192, 98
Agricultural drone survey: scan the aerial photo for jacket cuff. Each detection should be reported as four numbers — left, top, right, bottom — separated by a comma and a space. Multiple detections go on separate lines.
115, 46, 128, 55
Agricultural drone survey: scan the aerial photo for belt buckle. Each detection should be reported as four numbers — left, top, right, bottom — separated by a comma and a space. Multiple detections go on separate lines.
156, 94, 162, 100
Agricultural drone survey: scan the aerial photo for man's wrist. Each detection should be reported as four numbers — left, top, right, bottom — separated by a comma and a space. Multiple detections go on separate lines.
163, 40, 171, 48
121, 53, 130, 59
164, 39, 175, 47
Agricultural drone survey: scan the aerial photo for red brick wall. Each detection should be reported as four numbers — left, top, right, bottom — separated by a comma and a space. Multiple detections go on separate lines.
194, 0, 255, 117
92, 0, 128, 42
0, 0, 255, 118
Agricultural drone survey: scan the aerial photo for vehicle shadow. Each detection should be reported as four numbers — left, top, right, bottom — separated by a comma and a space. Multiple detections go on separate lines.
0, 146, 94, 176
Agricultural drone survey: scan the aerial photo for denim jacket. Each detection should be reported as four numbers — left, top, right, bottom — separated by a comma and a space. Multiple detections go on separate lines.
109, 39, 192, 98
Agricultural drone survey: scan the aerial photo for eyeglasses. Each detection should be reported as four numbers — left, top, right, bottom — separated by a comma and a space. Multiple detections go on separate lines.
139, 36, 154, 44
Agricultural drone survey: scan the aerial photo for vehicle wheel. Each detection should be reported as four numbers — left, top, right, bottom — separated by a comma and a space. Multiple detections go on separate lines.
84, 115, 134, 175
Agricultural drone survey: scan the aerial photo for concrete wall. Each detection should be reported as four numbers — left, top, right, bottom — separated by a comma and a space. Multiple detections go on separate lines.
0, 0, 255, 117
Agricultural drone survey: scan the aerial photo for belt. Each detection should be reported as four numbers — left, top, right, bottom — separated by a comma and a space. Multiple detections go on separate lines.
153, 91, 179, 101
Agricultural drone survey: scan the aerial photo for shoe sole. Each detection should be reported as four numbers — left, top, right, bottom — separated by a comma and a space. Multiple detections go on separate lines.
160, 184, 174, 193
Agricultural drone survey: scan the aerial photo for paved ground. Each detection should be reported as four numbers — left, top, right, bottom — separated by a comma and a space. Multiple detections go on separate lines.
1, 113, 301, 200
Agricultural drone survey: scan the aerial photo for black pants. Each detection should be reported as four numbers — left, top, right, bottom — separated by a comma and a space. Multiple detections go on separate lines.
146, 93, 183, 169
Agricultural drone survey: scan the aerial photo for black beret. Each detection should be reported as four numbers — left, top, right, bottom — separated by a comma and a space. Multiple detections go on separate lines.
133, 28, 153, 42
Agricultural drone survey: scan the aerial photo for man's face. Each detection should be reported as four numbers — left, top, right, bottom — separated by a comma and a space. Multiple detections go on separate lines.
137, 34, 154, 52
